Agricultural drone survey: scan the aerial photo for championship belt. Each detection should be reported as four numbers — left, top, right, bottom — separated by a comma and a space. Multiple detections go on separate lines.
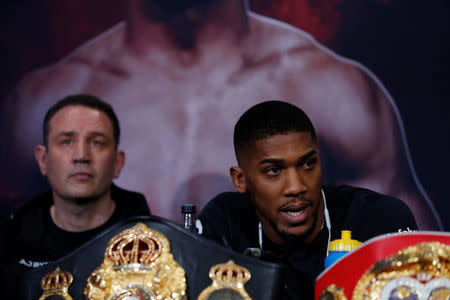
84, 223, 186, 300
21, 216, 283, 300
315, 232, 450, 300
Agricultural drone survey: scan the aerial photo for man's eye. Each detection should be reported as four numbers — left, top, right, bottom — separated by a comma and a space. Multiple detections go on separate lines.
303, 159, 316, 169
265, 167, 280, 175
92, 140, 102, 146
62, 139, 71, 145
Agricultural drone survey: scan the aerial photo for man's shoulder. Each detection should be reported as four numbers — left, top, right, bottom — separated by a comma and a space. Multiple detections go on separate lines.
325, 185, 414, 215
199, 192, 255, 231
247, 12, 317, 60
0, 194, 49, 261
246, 13, 374, 111
247, 12, 359, 74
13, 23, 125, 104
16, 57, 90, 103
11, 191, 52, 222
325, 185, 417, 240
326, 185, 408, 207
199, 192, 259, 250
200, 192, 252, 216
5, 191, 53, 247
112, 184, 151, 217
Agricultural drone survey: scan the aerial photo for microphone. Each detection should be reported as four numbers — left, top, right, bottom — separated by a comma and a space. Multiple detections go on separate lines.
244, 247, 262, 258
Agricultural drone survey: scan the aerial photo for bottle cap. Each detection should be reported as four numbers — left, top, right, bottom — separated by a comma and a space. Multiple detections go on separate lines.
181, 204, 196, 214
328, 230, 361, 251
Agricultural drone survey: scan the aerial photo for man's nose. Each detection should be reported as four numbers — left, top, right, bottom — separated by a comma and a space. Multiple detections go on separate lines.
73, 141, 91, 163
284, 168, 307, 197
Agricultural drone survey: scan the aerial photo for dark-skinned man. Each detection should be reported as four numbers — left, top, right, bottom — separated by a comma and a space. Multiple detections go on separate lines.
199, 100, 417, 299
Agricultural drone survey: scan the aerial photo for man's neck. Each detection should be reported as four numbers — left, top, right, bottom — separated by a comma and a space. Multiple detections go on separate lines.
124, 0, 248, 71
50, 192, 116, 232
304, 195, 325, 244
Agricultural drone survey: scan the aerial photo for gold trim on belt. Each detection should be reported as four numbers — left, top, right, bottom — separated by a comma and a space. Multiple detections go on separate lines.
84, 222, 187, 300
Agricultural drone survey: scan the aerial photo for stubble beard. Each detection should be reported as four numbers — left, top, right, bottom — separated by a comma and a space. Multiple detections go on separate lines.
66, 195, 100, 206
56, 186, 109, 206
277, 213, 317, 243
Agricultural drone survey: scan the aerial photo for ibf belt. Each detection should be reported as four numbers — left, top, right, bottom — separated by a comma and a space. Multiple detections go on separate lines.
316, 232, 450, 300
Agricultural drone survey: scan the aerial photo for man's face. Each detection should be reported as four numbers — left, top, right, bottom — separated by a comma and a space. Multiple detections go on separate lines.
35, 105, 124, 204
234, 132, 323, 244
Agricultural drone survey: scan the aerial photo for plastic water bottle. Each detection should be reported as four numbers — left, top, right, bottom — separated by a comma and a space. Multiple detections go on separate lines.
181, 204, 198, 233
324, 230, 361, 268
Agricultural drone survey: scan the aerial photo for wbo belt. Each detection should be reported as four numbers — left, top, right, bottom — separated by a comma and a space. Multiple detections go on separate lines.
19, 216, 284, 300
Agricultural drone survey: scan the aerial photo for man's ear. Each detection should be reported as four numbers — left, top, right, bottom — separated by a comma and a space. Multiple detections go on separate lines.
230, 166, 247, 193
34, 145, 48, 176
113, 150, 125, 179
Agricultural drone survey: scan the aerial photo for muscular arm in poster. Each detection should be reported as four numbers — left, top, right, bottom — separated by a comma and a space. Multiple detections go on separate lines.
286, 49, 438, 229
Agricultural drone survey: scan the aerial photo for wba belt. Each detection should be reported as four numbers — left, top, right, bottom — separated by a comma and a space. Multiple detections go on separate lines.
18, 216, 284, 300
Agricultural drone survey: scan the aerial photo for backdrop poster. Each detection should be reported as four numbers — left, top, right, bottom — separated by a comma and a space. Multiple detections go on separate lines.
1, 0, 448, 230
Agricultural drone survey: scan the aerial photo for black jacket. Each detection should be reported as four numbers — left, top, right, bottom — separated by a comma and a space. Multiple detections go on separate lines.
0, 184, 150, 297
198, 185, 418, 300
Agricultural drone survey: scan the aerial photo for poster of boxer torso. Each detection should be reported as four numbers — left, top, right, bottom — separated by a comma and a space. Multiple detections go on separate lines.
1, 0, 448, 230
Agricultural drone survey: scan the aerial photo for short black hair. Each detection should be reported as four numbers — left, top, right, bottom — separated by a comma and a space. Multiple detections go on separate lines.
233, 100, 317, 162
43, 94, 120, 148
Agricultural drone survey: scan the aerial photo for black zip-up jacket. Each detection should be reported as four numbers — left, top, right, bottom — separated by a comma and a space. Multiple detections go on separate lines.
0, 184, 150, 297
199, 185, 418, 300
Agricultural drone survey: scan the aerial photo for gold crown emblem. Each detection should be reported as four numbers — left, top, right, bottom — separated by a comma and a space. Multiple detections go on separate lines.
85, 223, 187, 300
39, 267, 73, 300
198, 260, 252, 300
105, 223, 165, 269
41, 267, 73, 291
209, 260, 251, 286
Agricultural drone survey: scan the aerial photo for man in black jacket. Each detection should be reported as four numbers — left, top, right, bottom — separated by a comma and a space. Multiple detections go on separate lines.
199, 100, 417, 300
0, 94, 150, 295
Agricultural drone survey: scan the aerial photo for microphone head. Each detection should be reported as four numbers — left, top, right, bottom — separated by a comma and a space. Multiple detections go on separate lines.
244, 247, 262, 258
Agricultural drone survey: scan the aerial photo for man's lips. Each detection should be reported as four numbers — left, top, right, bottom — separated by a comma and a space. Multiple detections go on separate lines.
280, 201, 310, 212
70, 172, 93, 180
279, 202, 311, 223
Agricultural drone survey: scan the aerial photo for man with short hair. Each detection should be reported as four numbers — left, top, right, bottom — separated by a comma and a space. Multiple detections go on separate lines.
199, 100, 417, 300
0, 94, 150, 296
